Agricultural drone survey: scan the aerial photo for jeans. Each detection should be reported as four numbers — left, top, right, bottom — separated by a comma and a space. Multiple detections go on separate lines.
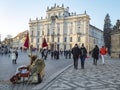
80, 56, 85, 69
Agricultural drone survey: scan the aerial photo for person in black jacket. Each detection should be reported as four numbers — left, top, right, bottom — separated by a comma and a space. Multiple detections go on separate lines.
92, 45, 99, 65
14, 50, 18, 64
71, 44, 80, 70
80, 43, 87, 69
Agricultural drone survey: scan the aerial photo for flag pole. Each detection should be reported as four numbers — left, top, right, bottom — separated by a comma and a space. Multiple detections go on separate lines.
23, 32, 32, 56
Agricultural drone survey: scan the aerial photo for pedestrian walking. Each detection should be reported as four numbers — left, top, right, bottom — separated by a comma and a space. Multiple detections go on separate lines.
44, 49, 48, 60
14, 50, 18, 64
100, 46, 107, 65
20, 47, 22, 52
54, 50, 57, 60
41, 49, 44, 58
56, 50, 59, 60
8, 49, 11, 57
71, 44, 80, 70
92, 45, 99, 65
1, 48, 4, 55
51, 50, 54, 59
80, 43, 87, 69
65, 50, 68, 59
11, 51, 16, 64
68, 50, 72, 59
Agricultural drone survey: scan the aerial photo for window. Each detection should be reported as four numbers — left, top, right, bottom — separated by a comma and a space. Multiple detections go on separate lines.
70, 29, 72, 34
37, 45, 39, 49
70, 44, 72, 49
31, 31, 33, 36
42, 31, 44, 35
64, 37, 67, 42
52, 36, 54, 42
70, 37, 72, 42
37, 31, 40, 36
37, 38, 39, 43
47, 29, 49, 35
57, 44, 59, 50
57, 23, 60, 34
69, 22, 73, 34
47, 25, 50, 35
77, 21, 81, 33
78, 36, 80, 42
58, 37, 60, 42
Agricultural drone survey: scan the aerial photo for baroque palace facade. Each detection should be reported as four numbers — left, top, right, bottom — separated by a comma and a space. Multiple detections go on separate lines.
29, 4, 103, 52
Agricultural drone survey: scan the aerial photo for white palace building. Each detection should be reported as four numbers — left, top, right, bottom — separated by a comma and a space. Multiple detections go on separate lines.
29, 4, 104, 52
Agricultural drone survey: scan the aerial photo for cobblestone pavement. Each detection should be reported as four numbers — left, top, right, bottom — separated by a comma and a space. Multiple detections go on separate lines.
40, 56, 120, 90
0, 51, 73, 90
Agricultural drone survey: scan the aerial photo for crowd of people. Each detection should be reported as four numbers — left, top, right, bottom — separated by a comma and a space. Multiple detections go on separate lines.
0, 45, 18, 64
0, 43, 108, 69
38, 43, 108, 70
71, 43, 108, 70
0, 45, 10, 55
40, 48, 72, 60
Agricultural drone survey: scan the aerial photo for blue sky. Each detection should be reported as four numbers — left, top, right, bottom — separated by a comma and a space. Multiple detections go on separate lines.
0, 0, 120, 41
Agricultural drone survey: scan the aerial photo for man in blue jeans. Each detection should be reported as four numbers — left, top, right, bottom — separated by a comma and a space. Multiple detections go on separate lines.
80, 43, 87, 69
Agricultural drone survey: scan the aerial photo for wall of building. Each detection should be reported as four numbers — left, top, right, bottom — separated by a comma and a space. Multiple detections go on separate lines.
111, 20, 120, 58
89, 25, 104, 51
111, 33, 120, 58
29, 4, 103, 53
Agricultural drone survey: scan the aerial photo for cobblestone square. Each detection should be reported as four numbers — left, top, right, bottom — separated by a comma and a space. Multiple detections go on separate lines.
41, 56, 120, 90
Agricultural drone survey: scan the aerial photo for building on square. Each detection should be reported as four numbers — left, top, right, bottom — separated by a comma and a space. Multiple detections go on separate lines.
12, 30, 28, 48
111, 20, 120, 58
29, 4, 103, 52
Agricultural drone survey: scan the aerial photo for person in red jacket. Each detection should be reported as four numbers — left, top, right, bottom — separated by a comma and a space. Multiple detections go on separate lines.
100, 46, 107, 65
